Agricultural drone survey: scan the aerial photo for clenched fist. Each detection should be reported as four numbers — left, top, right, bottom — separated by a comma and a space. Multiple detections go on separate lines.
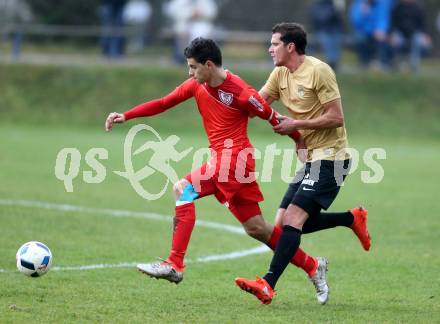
105, 112, 125, 131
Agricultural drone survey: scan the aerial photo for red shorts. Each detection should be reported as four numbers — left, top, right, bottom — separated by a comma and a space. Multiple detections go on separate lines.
185, 147, 263, 223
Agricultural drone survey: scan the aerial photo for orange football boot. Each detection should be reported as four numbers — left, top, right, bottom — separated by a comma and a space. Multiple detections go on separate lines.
235, 276, 275, 305
349, 207, 371, 251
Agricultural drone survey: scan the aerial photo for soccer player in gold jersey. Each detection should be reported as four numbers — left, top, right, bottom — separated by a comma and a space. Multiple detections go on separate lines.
235, 22, 371, 305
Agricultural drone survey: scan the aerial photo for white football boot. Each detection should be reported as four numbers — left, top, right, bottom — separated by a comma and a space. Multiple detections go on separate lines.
309, 257, 329, 305
137, 259, 183, 284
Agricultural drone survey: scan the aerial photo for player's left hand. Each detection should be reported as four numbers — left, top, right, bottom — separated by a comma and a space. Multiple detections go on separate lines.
273, 115, 297, 135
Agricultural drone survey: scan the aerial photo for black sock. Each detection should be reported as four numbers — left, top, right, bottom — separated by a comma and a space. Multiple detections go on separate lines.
263, 225, 301, 289
302, 211, 353, 234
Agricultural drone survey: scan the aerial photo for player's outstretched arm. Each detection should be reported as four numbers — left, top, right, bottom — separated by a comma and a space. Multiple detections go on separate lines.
105, 97, 177, 132
112, 79, 196, 127
105, 112, 126, 131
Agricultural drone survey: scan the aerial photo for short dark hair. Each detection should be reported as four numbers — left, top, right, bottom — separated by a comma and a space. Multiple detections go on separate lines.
272, 22, 307, 55
184, 37, 222, 66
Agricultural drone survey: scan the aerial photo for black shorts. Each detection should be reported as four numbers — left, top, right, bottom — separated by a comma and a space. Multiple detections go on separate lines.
279, 159, 351, 216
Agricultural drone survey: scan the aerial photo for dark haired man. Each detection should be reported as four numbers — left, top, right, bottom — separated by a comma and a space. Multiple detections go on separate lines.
105, 37, 329, 303
235, 23, 371, 305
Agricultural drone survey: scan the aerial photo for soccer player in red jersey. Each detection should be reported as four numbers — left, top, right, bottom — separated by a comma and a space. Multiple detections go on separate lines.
105, 38, 328, 302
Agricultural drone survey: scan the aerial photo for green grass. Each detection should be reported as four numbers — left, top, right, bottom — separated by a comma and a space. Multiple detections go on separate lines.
0, 63, 439, 322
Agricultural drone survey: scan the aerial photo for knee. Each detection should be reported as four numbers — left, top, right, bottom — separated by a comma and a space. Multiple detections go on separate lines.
274, 209, 285, 228
284, 205, 309, 229
289, 217, 304, 230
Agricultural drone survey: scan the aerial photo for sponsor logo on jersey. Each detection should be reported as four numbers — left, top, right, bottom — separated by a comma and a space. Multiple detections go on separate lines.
248, 95, 264, 112
218, 90, 233, 105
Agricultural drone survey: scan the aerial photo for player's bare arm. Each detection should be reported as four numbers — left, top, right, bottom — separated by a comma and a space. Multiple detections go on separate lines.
273, 98, 344, 134
259, 90, 275, 105
105, 112, 126, 131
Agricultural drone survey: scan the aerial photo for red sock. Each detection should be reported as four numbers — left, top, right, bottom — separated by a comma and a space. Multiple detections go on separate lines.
167, 203, 195, 271
267, 226, 317, 277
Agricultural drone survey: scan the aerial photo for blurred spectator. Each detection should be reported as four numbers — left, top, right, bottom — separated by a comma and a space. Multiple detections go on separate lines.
309, 0, 344, 71
349, 0, 393, 70
0, 0, 33, 59
390, 0, 432, 71
123, 0, 152, 53
0, 0, 32, 23
99, 0, 127, 59
437, 11, 440, 33
164, 0, 218, 64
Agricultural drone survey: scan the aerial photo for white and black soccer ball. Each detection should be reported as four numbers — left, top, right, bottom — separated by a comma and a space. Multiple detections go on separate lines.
16, 241, 53, 277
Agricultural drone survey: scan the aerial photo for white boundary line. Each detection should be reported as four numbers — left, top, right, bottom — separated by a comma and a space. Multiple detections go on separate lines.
0, 199, 269, 273
48, 245, 270, 272
0, 199, 246, 235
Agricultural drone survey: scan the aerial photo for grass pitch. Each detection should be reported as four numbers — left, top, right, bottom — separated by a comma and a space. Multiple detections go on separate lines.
0, 64, 439, 322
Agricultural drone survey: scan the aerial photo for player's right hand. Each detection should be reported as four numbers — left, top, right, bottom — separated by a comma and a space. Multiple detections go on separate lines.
105, 112, 125, 131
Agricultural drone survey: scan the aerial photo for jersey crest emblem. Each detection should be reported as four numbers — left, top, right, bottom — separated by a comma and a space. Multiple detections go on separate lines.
297, 85, 305, 98
218, 90, 233, 105
248, 95, 264, 112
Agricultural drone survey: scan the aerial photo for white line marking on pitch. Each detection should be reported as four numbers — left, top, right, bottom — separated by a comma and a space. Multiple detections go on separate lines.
0, 199, 246, 235
0, 199, 269, 273
49, 245, 270, 272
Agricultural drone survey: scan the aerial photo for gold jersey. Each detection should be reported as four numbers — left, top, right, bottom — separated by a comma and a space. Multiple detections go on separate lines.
262, 56, 349, 161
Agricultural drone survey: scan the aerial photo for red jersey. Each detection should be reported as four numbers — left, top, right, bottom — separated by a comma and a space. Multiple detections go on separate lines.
124, 71, 299, 151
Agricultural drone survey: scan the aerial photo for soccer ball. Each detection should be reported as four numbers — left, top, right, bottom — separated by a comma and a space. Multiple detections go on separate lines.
16, 241, 53, 277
